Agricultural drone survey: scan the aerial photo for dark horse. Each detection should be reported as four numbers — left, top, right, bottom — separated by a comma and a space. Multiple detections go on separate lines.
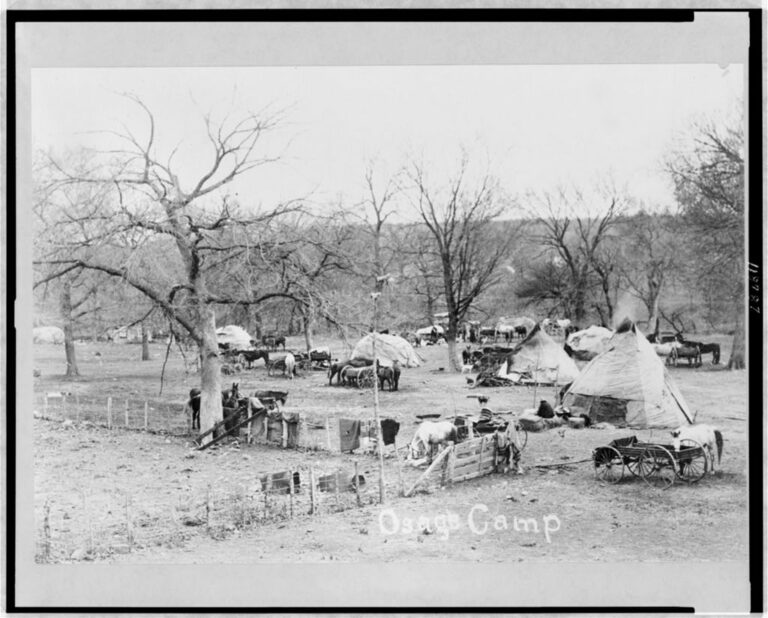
681, 339, 721, 365
188, 382, 241, 431
377, 360, 401, 391
238, 349, 270, 368
262, 335, 286, 351
328, 358, 373, 385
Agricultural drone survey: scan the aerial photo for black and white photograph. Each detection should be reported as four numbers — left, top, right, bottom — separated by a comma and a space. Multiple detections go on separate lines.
9, 7, 762, 612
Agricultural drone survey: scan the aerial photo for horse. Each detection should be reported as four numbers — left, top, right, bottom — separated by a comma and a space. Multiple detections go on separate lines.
268, 353, 296, 379
407, 420, 459, 464
340, 365, 375, 387
187, 383, 240, 431
328, 358, 372, 385
670, 342, 702, 367
671, 424, 723, 474
514, 325, 528, 339
377, 361, 401, 391
238, 349, 269, 369
681, 339, 720, 365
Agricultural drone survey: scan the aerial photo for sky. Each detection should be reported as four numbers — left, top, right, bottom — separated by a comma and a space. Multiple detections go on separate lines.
31, 64, 743, 217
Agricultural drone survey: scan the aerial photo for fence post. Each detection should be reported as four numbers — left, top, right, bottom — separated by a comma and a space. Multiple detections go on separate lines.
125, 493, 134, 551
309, 467, 316, 515
43, 498, 51, 562
325, 416, 332, 451
106, 397, 112, 429
281, 419, 288, 449
76, 393, 81, 424
264, 475, 271, 517
334, 470, 341, 509
144, 401, 149, 431
125, 399, 129, 429
288, 469, 295, 519
394, 436, 405, 497
354, 462, 361, 507
206, 485, 212, 532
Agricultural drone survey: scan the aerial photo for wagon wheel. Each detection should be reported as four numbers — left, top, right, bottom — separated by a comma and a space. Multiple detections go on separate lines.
593, 446, 624, 484
676, 438, 708, 483
638, 446, 676, 489
358, 370, 375, 389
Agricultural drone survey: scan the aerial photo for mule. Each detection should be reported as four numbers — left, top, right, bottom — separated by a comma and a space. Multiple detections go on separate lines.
671, 423, 723, 474
238, 349, 269, 369
407, 420, 459, 464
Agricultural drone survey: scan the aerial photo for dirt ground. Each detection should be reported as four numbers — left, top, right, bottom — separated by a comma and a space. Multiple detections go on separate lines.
32, 333, 749, 563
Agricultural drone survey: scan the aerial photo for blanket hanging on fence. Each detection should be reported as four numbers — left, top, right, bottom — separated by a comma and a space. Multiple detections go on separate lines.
381, 418, 400, 445
339, 418, 361, 452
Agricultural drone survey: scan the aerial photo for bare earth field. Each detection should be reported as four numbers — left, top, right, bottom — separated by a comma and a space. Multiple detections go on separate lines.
31, 333, 749, 564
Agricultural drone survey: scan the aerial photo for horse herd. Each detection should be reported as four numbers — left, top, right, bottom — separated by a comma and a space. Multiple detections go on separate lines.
328, 358, 401, 391
647, 332, 721, 367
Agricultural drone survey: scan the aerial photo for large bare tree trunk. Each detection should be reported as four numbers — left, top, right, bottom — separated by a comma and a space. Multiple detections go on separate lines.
728, 303, 745, 369
445, 315, 461, 372
198, 307, 223, 444
301, 308, 314, 353
141, 323, 150, 361
60, 280, 79, 378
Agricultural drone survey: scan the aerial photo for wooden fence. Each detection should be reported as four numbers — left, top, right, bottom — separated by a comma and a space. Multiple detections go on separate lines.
405, 434, 499, 496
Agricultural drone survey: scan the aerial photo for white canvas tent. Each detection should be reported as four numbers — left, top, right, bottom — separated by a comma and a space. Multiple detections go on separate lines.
33, 326, 65, 344
352, 333, 424, 368
496, 323, 579, 385
216, 325, 253, 349
561, 319, 693, 428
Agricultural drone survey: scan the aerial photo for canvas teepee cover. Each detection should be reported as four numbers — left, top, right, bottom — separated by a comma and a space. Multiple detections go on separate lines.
352, 333, 423, 368
496, 323, 579, 385
561, 319, 693, 428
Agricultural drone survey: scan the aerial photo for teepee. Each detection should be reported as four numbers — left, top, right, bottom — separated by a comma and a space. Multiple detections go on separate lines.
561, 318, 693, 428
496, 323, 579, 385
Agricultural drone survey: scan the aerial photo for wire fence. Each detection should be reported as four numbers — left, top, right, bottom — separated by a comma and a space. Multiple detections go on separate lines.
35, 459, 392, 563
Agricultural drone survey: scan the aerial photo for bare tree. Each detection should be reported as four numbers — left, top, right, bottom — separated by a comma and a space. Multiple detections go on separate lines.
617, 209, 682, 336
521, 185, 626, 325
666, 111, 745, 368
34, 96, 302, 441
407, 156, 517, 371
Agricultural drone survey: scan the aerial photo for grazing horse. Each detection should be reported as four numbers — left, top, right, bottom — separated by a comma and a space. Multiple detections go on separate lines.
671, 424, 723, 474
238, 349, 269, 368
407, 420, 459, 464
268, 353, 297, 379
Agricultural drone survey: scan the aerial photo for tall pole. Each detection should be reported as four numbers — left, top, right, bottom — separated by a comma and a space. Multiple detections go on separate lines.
371, 291, 386, 504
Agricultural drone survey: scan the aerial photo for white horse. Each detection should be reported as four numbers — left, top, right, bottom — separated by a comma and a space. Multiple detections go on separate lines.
407, 420, 459, 465
652, 342, 678, 363
671, 424, 723, 474
284, 353, 296, 379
